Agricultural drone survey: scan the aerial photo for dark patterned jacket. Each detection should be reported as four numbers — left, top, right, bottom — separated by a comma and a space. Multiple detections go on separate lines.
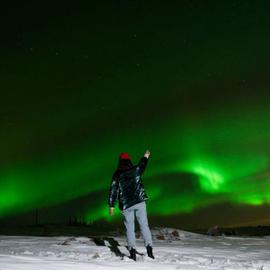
108, 156, 149, 210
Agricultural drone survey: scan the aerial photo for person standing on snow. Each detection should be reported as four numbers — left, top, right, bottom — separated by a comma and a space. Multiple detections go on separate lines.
108, 150, 154, 261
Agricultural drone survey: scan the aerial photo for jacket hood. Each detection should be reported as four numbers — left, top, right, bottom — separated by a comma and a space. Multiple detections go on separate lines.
117, 158, 133, 171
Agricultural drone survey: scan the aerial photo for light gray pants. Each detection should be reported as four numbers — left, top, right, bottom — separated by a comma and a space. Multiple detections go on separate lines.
121, 201, 153, 250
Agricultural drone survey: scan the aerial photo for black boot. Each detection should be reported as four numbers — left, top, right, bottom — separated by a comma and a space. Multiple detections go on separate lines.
146, 244, 155, 259
129, 248, 136, 261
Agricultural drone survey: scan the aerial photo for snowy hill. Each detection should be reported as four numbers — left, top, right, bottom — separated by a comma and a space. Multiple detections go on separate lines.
0, 227, 269, 269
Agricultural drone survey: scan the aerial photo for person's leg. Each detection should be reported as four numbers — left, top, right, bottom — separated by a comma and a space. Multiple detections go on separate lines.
135, 201, 153, 247
121, 207, 136, 250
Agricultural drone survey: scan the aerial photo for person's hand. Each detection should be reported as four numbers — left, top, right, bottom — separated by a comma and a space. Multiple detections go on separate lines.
144, 149, 151, 158
109, 207, 115, 216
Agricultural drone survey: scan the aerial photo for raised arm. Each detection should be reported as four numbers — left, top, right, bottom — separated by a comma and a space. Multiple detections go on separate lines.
137, 150, 150, 175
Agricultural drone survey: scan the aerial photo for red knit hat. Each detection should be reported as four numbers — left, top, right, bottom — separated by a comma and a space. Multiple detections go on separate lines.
119, 152, 131, 160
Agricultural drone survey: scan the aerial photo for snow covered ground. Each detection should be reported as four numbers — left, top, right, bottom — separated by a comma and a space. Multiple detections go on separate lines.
0, 227, 269, 270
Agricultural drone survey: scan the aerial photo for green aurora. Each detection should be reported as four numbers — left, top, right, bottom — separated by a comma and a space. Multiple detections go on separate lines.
1, 1, 270, 227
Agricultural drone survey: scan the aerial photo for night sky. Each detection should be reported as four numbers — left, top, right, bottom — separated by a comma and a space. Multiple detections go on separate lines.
1, 1, 270, 229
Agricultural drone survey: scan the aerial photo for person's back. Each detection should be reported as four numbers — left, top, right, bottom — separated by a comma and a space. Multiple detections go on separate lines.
109, 155, 149, 211
108, 150, 154, 261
